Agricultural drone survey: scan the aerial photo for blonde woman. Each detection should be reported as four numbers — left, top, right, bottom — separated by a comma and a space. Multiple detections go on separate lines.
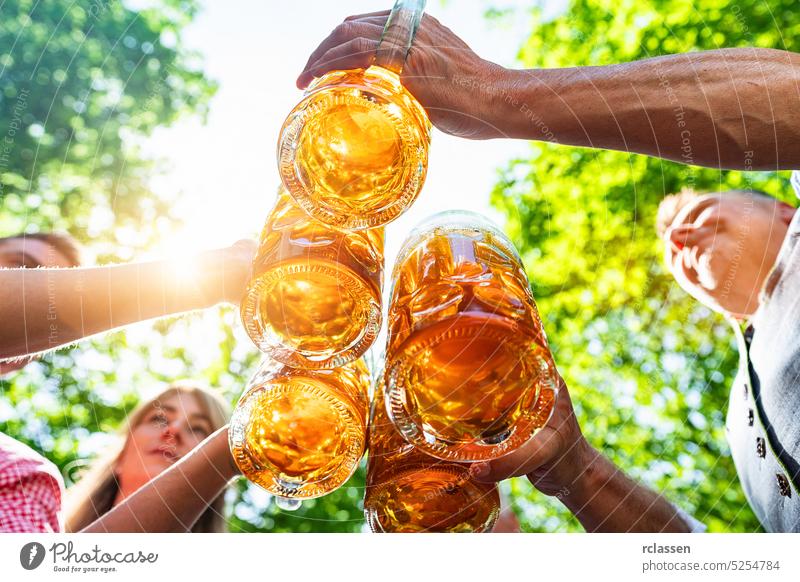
0, 235, 255, 532
65, 382, 238, 533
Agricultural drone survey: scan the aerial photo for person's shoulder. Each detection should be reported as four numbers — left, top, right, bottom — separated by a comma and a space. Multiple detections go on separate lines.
0, 432, 64, 489
0, 433, 64, 533
791, 170, 800, 199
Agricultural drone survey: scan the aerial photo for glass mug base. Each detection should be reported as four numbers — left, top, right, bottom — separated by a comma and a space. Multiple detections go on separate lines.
229, 368, 368, 499
364, 465, 500, 533
240, 258, 382, 369
278, 66, 430, 230
386, 312, 558, 462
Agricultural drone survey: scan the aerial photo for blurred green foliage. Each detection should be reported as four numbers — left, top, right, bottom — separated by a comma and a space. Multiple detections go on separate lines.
0, 0, 216, 255
489, 0, 798, 531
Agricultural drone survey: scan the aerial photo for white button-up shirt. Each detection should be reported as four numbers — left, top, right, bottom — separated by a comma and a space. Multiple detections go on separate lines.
724, 171, 800, 531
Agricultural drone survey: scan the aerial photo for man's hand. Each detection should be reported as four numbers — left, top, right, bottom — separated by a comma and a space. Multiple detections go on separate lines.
474, 373, 692, 532
301, 15, 800, 169
297, 12, 507, 140
474, 374, 594, 498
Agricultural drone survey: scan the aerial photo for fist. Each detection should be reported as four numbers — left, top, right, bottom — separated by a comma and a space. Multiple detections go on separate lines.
297, 11, 508, 139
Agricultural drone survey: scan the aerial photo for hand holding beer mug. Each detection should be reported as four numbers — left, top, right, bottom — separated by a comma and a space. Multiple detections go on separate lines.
385, 210, 559, 462
278, 0, 431, 230
471, 374, 595, 498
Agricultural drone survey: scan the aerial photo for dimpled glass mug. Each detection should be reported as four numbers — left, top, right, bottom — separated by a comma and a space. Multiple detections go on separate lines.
229, 357, 370, 505
277, 0, 431, 230
240, 188, 384, 369
384, 210, 559, 462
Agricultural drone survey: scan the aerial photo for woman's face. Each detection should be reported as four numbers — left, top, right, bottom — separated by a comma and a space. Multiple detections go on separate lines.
114, 392, 214, 495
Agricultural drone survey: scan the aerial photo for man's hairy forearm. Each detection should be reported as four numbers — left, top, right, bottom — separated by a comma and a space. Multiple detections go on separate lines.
0, 251, 240, 359
560, 447, 691, 533
486, 48, 800, 170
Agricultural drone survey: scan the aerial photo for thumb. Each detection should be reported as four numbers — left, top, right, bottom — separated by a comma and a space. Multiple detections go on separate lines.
473, 430, 554, 483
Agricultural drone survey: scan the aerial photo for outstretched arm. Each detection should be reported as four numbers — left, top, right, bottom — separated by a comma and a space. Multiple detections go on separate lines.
81, 426, 238, 533
299, 13, 800, 170
474, 378, 693, 533
0, 242, 254, 361
483, 48, 800, 170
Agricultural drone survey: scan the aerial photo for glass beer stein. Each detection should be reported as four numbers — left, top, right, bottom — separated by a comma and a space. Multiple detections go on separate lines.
364, 387, 500, 533
240, 188, 383, 369
384, 210, 559, 462
277, 0, 431, 230
229, 358, 370, 501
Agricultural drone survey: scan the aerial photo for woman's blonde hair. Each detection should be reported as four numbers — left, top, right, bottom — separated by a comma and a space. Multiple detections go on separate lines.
64, 381, 231, 533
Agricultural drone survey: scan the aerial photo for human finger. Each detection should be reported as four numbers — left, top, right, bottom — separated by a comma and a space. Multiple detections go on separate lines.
472, 432, 556, 483
298, 36, 380, 88
344, 10, 390, 22
298, 21, 384, 88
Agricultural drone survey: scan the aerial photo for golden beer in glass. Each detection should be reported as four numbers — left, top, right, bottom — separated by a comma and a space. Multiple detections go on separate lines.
240, 189, 383, 369
364, 387, 500, 533
229, 358, 370, 500
385, 210, 558, 462
277, 1, 430, 230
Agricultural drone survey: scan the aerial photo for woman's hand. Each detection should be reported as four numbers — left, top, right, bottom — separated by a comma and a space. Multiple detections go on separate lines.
200, 239, 257, 306
204, 425, 240, 481
81, 425, 239, 533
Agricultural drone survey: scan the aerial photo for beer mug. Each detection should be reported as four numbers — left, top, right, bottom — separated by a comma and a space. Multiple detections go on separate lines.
384, 210, 559, 462
240, 189, 383, 369
277, 0, 431, 230
229, 358, 370, 501
364, 386, 500, 533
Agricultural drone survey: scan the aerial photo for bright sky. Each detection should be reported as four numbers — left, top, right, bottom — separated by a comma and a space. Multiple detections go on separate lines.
141, 0, 567, 272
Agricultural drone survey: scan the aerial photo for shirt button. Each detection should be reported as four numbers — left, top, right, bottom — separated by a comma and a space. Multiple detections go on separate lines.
756, 437, 766, 458
748, 409, 754, 427
776, 474, 792, 498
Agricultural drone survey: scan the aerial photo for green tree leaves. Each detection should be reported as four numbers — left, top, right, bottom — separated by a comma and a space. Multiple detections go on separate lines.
0, 0, 216, 248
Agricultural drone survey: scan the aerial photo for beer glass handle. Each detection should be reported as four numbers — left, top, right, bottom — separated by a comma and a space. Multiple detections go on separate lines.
374, 0, 426, 74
